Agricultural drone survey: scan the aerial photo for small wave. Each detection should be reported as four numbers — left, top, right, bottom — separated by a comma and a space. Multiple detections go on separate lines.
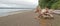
0, 9, 33, 16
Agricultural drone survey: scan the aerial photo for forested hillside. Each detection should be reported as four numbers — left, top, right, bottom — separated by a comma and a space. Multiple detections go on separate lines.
39, 0, 60, 9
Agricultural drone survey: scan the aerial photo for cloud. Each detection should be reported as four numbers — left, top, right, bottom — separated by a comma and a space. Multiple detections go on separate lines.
0, 0, 38, 8
0, 3, 34, 8
0, 3, 11, 7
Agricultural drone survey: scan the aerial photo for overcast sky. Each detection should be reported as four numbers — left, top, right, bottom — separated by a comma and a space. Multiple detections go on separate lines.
0, 0, 38, 8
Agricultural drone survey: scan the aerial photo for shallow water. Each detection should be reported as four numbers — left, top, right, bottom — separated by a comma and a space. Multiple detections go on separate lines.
0, 9, 32, 16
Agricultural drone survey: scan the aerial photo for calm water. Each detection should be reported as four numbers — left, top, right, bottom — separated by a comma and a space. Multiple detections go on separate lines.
0, 9, 33, 16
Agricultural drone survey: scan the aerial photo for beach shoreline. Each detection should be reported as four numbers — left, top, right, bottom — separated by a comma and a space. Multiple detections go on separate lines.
0, 10, 33, 17
0, 10, 40, 26
0, 9, 60, 26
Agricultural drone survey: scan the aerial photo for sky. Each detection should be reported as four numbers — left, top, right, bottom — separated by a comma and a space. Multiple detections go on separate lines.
0, 0, 38, 8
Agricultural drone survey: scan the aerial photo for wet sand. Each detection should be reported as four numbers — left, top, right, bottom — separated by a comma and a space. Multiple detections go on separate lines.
0, 10, 60, 26
0, 10, 40, 26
